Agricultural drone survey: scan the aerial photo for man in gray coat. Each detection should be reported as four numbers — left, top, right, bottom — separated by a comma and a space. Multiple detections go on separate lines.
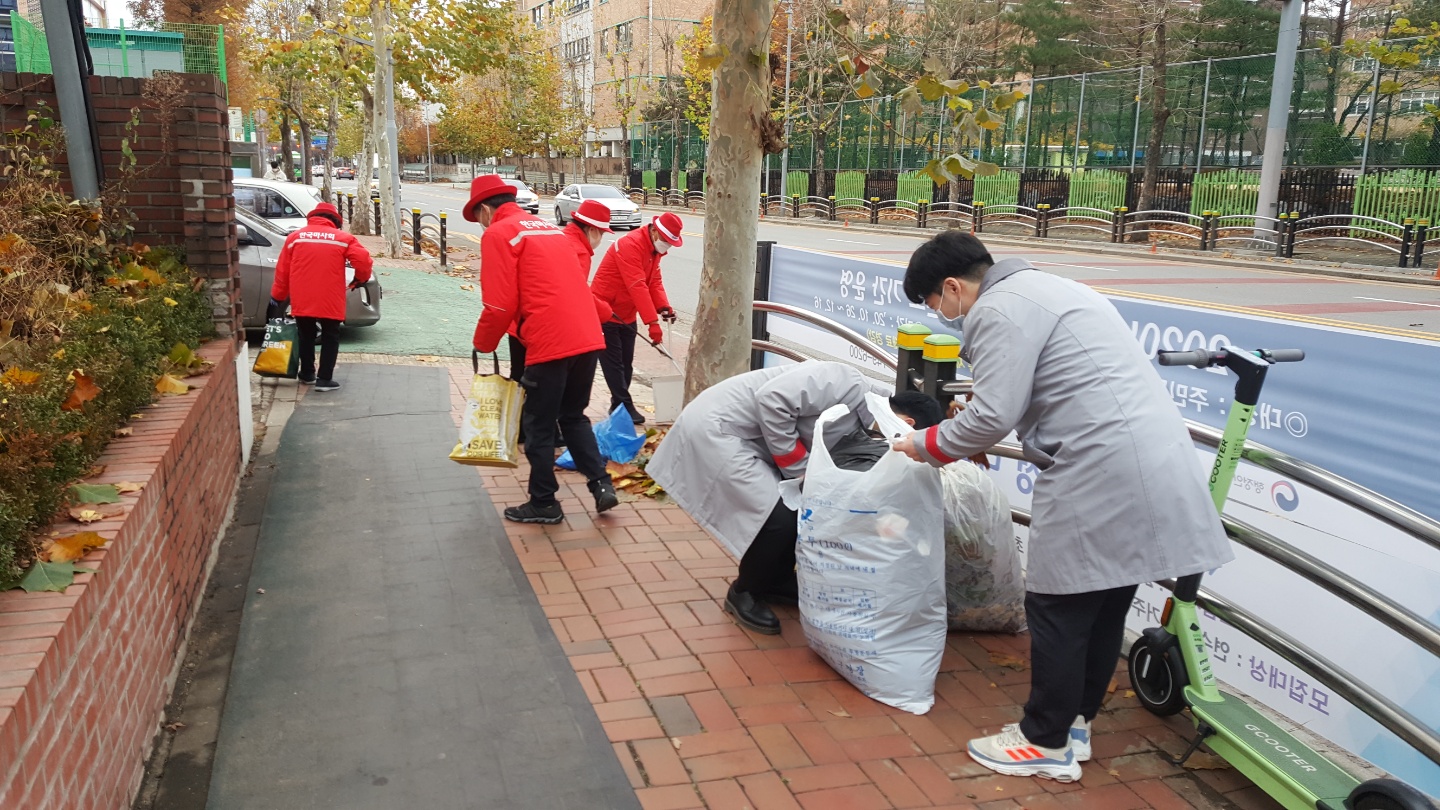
894, 232, 1233, 783
649, 361, 944, 635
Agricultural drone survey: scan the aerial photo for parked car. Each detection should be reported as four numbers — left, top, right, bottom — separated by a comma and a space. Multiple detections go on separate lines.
235, 207, 382, 331
311, 164, 328, 178
553, 184, 642, 230
234, 177, 324, 233
333, 165, 356, 180
505, 179, 540, 215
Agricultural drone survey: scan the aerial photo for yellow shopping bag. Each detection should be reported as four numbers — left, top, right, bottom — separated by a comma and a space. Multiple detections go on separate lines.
450, 351, 525, 468
252, 318, 299, 378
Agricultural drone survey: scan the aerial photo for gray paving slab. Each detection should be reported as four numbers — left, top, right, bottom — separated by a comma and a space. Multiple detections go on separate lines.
206, 364, 639, 810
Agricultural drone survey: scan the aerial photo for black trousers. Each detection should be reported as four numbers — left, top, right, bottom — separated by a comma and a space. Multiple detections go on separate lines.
295, 316, 341, 381
599, 322, 638, 415
521, 351, 608, 506
1020, 584, 1140, 748
733, 498, 799, 599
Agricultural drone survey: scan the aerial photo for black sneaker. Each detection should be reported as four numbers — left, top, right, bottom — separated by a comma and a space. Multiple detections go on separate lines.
724, 584, 781, 635
297, 373, 317, 384
627, 407, 646, 426
314, 379, 341, 392
590, 479, 619, 514
504, 501, 564, 525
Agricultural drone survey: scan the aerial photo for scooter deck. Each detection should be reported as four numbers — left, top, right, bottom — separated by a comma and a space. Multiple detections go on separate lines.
1189, 689, 1357, 810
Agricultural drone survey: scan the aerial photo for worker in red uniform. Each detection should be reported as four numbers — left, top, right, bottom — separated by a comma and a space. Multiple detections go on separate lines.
465, 174, 619, 524
590, 211, 683, 424
269, 201, 372, 392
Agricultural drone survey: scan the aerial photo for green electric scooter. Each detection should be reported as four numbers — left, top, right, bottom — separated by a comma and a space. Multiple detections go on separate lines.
1127, 346, 1438, 810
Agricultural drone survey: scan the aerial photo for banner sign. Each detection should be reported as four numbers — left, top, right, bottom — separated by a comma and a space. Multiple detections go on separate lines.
766, 245, 1440, 796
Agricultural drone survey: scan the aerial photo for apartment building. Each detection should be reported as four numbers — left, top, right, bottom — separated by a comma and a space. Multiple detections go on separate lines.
523, 0, 707, 161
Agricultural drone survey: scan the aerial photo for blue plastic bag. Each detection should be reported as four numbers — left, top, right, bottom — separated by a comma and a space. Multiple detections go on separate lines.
556, 405, 646, 470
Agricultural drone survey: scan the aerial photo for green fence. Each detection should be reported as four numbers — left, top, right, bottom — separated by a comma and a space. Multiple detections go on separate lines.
1191, 169, 1262, 216
1353, 169, 1440, 227
1067, 169, 1127, 214
785, 170, 808, 197
896, 171, 933, 204
835, 171, 865, 199
973, 171, 1020, 207
10, 15, 225, 84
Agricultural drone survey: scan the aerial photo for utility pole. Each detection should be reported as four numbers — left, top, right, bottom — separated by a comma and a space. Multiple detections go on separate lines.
778, 0, 793, 196
40, 0, 101, 201
1254, 0, 1303, 236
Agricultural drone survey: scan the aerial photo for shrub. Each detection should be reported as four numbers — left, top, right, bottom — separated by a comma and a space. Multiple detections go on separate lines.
0, 108, 213, 583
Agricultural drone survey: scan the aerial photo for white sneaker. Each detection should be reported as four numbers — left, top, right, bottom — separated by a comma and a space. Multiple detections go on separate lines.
967, 723, 1082, 782
1071, 715, 1092, 762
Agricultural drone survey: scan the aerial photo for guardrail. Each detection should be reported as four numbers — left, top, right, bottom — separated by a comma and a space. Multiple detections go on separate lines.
398, 208, 449, 266
749, 300, 1440, 770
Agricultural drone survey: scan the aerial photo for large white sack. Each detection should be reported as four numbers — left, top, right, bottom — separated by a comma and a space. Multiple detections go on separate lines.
797, 402, 946, 714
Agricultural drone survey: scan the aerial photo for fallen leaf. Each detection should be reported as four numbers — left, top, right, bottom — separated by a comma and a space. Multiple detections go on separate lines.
16, 561, 96, 592
827, 709, 851, 718
988, 652, 1029, 671
1, 367, 40, 386
45, 531, 108, 562
162, 297, 178, 307
69, 483, 121, 504
1124, 689, 1135, 698
459, 284, 475, 291
256, 588, 266, 594
115, 481, 144, 493
156, 374, 190, 395
115, 427, 133, 437
671, 738, 682, 750
60, 370, 101, 411
1183, 752, 1232, 771
68, 504, 124, 523
164, 721, 186, 732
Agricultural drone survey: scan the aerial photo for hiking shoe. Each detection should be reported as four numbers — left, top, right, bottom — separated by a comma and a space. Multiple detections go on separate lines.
1071, 716, 1092, 762
504, 501, 564, 525
314, 379, 341, 392
967, 724, 1081, 782
297, 373, 317, 384
724, 584, 780, 635
590, 479, 619, 514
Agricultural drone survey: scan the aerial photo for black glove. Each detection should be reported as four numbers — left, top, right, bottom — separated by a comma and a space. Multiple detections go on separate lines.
658, 307, 678, 324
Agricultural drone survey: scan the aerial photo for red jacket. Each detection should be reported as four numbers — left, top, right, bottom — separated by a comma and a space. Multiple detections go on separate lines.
590, 226, 670, 326
565, 222, 614, 323
473, 203, 604, 365
271, 213, 373, 321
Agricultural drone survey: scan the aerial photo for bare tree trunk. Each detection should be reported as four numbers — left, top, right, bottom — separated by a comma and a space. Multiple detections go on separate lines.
684, 0, 775, 400
1137, 21, 1171, 213
374, 0, 401, 258
357, 91, 376, 235
280, 112, 295, 180
297, 113, 314, 187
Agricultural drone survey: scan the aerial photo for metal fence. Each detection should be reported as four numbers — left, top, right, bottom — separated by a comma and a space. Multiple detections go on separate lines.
630, 38, 1440, 179
8, 14, 226, 84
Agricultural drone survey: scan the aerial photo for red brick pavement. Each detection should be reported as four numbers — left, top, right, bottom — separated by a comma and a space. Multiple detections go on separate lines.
446, 367, 1282, 810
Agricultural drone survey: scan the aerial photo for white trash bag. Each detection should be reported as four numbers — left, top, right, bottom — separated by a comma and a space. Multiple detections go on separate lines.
941, 461, 1026, 633
797, 402, 946, 715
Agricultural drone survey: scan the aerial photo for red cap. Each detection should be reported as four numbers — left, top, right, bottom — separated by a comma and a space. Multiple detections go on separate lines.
309, 201, 342, 227
652, 212, 683, 246
573, 200, 613, 232
463, 174, 513, 222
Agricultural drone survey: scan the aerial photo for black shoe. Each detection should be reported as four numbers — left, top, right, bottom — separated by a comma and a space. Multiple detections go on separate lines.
504, 501, 564, 525
622, 404, 646, 425
314, 379, 340, 392
724, 584, 780, 635
297, 373, 317, 384
759, 589, 799, 608
590, 479, 619, 514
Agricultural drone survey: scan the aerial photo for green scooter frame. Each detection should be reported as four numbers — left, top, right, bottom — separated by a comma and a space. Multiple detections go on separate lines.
1127, 347, 1437, 810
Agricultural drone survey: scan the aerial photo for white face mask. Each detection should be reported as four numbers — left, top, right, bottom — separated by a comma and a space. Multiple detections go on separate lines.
654, 239, 671, 255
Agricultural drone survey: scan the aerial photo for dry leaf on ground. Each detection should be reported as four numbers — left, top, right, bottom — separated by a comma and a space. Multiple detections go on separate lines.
60, 370, 101, 412
69, 503, 124, 523
114, 427, 133, 437
1183, 752, 1231, 771
115, 481, 144, 494
988, 652, 1029, 671
156, 374, 190, 395
44, 531, 108, 562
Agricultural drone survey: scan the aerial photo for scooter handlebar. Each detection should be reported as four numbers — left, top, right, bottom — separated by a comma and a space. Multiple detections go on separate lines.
1157, 350, 1217, 368
1261, 348, 1305, 363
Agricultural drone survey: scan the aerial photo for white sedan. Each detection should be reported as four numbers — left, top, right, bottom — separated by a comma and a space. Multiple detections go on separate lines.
554, 184, 642, 230
234, 177, 324, 233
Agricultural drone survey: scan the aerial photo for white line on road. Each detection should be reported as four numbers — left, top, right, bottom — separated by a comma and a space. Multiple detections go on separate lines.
1034, 261, 1119, 273
1354, 296, 1440, 309
826, 238, 881, 246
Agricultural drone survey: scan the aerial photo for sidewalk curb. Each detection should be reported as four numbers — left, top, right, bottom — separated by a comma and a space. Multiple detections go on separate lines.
623, 202, 1440, 288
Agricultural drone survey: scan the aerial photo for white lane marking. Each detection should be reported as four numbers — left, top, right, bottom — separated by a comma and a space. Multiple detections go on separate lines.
1354, 296, 1440, 309
826, 238, 881, 246
1034, 261, 1119, 273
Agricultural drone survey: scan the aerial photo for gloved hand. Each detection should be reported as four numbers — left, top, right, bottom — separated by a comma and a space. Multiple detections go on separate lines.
658, 307, 677, 324
647, 322, 664, 345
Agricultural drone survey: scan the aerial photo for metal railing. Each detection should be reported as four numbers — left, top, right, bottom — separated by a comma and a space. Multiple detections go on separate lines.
751, 300, 1440, 770
398, 208, 449, 266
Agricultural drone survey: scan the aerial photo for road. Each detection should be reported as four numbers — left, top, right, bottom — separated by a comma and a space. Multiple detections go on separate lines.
336, 181, 1440, 341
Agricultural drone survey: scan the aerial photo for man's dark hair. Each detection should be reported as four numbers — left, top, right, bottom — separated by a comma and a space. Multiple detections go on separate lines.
903, 231, 994, 304
889, 391, 945, 429
478, 192, 518, 209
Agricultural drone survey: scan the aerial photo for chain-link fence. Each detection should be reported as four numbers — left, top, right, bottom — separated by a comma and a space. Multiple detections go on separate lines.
630, 37, 1439, 183
9, 13, 225, 84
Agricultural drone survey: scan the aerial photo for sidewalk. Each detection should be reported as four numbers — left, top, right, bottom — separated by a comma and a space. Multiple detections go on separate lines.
442, 367, 1284, 810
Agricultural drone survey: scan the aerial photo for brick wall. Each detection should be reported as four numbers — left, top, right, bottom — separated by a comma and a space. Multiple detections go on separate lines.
0, 340, 242, 809
0, 72, 242, 338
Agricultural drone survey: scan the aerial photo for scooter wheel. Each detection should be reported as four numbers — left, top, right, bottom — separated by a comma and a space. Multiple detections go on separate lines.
1348, 778, 1439, 810
1128, 636, 1189, 717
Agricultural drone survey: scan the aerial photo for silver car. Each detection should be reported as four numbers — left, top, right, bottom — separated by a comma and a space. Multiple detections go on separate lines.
235, 208, 382, 331
554, 184, 642, 230
505, 179, 540, 215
